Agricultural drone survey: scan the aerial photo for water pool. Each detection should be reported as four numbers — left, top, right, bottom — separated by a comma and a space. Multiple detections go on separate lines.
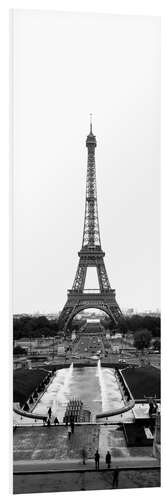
31, 363, 133, 423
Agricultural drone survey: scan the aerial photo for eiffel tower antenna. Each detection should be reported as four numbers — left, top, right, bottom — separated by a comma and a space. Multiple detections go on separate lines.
90, 113, 92, 133
59, 119, 123, 331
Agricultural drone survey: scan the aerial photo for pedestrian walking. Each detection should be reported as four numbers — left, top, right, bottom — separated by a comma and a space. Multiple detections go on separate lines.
71, 421, 75, 434
149, 399, 154, 417
153, 399, 158, 413
47, 418, 51, 427
54, 417, 59, 425
94, 449, 100, 470
105, 450, 111, 469
48, 407, 52, 419
68, 425, 71, 440
70, 415, 74, 425
64, 415, 68, 426
112, 467, 119, 488
81, 447, 87, 465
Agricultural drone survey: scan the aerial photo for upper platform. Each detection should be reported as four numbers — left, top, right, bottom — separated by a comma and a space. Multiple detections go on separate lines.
78, 245, 105, 258
86, 115, 97, 147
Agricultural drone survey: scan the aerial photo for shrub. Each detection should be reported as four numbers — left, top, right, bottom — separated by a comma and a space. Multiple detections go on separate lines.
13, 345, 27, 356
134, 329, 152, 352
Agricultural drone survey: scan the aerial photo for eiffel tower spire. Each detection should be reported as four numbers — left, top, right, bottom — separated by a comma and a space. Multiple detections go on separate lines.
90, 113, 92, 134
59, 119, 123, 331
82, 115, 101, 248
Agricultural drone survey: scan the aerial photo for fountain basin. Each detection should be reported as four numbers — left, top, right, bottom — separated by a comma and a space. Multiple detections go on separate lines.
14, 363, 135, 426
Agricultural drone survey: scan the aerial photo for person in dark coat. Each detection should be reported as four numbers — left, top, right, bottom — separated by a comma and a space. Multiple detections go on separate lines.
149, 399, 154, 417
68, 425, 71, 440
112, 467, 119, 488
105, 450, 111, 469
81, 448, 87, 465
47, 418, 51, 427
48, 407, 52, 419
153, 399, 158, 413
64, 415, 68, 426
71, 421, 75, 434
54, 417, 59, 425
94, 449, 100, 470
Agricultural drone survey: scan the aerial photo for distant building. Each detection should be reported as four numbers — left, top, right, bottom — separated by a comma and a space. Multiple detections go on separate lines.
13, 356, 31, 370
126, 308, 134, 315
57, 345, 65, 355
46, 313, 60, 320
138, 310, 161, 317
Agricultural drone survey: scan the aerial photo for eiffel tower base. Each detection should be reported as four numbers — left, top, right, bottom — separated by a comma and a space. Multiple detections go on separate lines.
59, 289, 122, 332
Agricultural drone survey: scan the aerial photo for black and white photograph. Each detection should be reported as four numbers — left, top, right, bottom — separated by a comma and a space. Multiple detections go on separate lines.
11, 8, 161, 495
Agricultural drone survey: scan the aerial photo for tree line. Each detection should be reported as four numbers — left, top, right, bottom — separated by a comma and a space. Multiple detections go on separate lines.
13, 314, 85, 341
13, 315, 60, 340
102, 314, 160, 338
13, 313, 160, 341
13, 313, 161, 353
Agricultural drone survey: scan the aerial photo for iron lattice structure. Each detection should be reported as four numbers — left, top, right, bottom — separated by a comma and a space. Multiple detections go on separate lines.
59, 118, 123, 331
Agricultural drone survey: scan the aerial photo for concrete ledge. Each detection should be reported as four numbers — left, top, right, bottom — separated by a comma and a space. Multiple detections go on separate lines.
96, 399, 135, 419
14, 464, 160, 475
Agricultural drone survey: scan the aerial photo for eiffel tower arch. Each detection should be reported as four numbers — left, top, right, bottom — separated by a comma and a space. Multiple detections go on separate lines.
59, 116, 123, 331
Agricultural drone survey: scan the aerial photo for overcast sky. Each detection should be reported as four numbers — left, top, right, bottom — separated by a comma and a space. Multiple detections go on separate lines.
13, 11, 160, 315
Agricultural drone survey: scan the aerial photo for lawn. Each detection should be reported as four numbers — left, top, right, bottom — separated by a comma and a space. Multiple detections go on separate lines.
13, 368, 49, 405
122, 366, 160, 399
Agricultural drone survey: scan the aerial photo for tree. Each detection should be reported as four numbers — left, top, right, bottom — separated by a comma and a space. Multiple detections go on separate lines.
117, 317, 128, 334
134, 329, 152, 352
153, 327, 160, 338
152, 338, 161, 352
125, 314, 160, 337
13, 345, 27, 356
13, 314, 61, 340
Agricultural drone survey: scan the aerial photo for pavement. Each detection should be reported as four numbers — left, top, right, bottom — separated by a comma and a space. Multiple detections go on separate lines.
13, 424, 160, 473
14, 455, 160, 473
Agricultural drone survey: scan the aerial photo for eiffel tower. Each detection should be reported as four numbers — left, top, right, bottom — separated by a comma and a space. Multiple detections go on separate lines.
59, 116, 123, 331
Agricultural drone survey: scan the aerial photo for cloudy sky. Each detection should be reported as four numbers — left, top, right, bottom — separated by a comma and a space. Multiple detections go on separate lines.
13, 11, 160, 314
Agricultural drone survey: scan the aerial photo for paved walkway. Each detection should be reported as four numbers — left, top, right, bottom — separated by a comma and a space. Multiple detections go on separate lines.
14, 455, 159, 473
13, 424, 157, 465
13, 424, 100, 462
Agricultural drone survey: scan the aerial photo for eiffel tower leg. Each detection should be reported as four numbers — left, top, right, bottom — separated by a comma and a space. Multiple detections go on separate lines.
63, 306, 78, 331
59, 305, 74, 331
97, 259, 111, 290
72, 260, 87, 291
105, 303, 123, 326
59, 295, 82, 332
